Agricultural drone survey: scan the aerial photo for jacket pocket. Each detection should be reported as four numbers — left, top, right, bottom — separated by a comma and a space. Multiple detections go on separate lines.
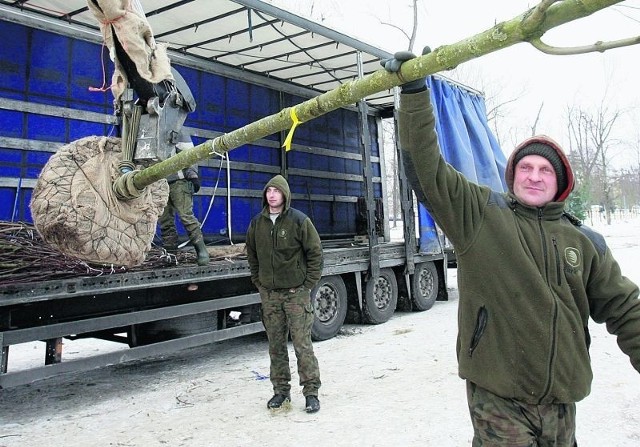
468, 306, 488, 358
304, 302, 314, 314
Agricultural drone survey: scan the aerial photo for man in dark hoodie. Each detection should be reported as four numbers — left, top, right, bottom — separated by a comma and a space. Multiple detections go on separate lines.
383, 52, 640, 446
246, 174, 323, 413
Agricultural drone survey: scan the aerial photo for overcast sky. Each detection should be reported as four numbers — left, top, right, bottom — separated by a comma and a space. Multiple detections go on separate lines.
265, 0, 640, 160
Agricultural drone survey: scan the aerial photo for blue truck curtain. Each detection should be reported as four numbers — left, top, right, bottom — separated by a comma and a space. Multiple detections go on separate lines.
418, 76, 507, 253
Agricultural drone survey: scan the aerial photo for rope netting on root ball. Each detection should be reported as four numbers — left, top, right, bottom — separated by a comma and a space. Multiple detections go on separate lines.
30, 136, 169, 267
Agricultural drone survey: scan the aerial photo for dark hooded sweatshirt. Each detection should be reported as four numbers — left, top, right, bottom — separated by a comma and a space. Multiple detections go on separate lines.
246, 175, 323, 291
398, 89, 640, 404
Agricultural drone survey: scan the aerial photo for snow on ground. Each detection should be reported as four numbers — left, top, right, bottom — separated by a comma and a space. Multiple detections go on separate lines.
0, 215, 639, 447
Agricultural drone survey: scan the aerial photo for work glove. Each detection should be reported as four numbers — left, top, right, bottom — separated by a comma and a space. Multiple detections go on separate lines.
380, 46, 431, 93
190, 178, 201, 193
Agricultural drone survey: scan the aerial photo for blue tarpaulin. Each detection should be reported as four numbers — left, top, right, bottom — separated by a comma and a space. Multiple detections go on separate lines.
418, 77, 507, 253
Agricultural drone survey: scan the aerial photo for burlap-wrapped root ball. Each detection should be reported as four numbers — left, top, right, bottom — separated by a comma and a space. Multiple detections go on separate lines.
30, 136, 169, 267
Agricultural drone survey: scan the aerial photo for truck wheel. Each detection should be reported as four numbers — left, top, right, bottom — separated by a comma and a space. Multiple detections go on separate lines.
362, 268, 398, 324
411, 262, 438, 311
311, 275, 348, 341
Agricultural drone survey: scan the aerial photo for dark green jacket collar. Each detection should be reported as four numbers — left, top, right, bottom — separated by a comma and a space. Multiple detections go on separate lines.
507, 192, 566, 221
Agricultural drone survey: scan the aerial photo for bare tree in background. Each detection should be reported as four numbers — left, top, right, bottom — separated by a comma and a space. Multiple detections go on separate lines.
374, 0, 418, 222
630, 119, 640, 208
380, 119, 400, 226
529, 102, 545, 136
566, 99, 622, 224
615, 114, 640, 213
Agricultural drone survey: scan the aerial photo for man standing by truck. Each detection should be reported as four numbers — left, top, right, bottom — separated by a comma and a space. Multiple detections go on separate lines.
384, 50, 640, 445
246, 175, 323, 413
158, 130, 209, 266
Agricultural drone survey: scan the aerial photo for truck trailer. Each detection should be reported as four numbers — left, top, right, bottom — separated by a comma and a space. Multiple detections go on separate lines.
0, 0, 505, 389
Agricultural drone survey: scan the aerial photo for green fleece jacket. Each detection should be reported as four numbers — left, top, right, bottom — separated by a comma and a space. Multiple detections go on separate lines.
399, 89, 640, 404
246, 175, 323, 291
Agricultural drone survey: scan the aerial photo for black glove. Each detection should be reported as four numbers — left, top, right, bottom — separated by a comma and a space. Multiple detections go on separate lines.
381, 46, 431, 93
190, 178, 201, 193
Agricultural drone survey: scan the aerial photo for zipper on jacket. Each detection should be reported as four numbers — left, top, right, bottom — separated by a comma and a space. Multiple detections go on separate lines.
552, 237, 562, 287
540, 300, 559, 403
536, 209, 561, 402
468, 306, 488, 357
270, 223, 276, 285
271, 218, 278, 248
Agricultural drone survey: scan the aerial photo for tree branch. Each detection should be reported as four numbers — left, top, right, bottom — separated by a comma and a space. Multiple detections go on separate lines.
530, 35, 640, 54
379, 20, 411, 43
523, 0, 563, 31
120, 0, 632, 192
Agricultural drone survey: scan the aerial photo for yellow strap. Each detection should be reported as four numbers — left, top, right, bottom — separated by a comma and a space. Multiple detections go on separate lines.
282, 107, 302, 152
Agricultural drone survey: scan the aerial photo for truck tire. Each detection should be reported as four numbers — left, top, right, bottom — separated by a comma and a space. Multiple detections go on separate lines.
362, 268, 398, 324
311, 275, 348, 341
411, 261, 439, 311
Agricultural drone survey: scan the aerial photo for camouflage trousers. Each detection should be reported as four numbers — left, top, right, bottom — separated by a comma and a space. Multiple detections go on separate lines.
467, 381, 577, 447
158, 179, 204, 245
260, 287, 321, 397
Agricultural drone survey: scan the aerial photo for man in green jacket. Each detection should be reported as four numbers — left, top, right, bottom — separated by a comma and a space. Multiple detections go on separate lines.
158, 130, 209, 266
246, 174, 323, 413
384, 52, 640, 446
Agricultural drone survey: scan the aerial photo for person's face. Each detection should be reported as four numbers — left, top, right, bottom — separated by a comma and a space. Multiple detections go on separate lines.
266, 186, 285, 212
512, 155, 558, 207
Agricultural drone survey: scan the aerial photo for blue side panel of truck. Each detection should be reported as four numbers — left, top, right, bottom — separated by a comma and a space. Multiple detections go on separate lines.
0, 20, 383, 244
1, 22, 114, 217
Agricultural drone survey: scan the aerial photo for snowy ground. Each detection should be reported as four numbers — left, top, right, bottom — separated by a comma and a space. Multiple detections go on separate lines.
0, 215, 639, 447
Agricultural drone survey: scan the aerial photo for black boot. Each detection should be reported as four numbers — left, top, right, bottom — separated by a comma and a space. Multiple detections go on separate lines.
305, 395, 320, 413
267, 393, 290, 409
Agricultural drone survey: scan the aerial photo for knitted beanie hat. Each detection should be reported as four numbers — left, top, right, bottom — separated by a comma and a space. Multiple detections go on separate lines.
512, 142, 568, 197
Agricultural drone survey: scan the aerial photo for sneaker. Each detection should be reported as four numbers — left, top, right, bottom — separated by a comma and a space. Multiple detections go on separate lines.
267, 393, 290, 409
305, 395, 320, 413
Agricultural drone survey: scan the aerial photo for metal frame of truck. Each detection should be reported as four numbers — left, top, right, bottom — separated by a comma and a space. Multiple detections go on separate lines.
0, 2, 456, 388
